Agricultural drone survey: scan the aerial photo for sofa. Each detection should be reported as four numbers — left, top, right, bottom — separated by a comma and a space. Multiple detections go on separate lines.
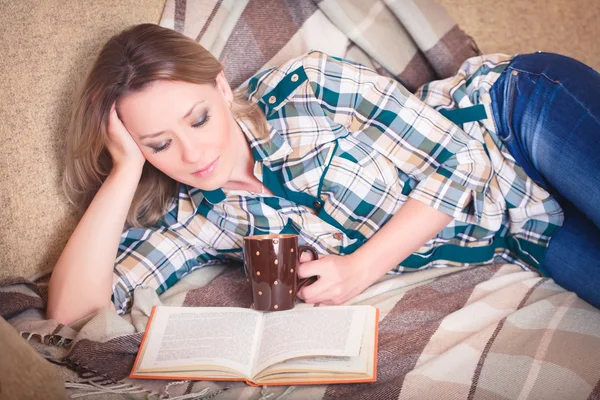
2, 1, 600, 399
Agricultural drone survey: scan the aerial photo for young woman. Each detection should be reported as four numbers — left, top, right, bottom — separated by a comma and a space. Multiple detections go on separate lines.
47, 23, 600, 325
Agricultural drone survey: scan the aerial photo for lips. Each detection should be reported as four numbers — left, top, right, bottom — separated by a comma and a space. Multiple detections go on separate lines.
192, 157, 219, 178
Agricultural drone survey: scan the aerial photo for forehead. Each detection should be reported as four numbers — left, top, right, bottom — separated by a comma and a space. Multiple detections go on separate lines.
118, 80, 215, 135
122, 80, 214, 110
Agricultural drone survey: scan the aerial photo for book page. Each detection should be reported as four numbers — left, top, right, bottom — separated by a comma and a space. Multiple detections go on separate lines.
255, 355, 364, 382
275, 355, 362, 371
254, 306, 378, 383
251, 306, 368, 376
136, 307, 262, 377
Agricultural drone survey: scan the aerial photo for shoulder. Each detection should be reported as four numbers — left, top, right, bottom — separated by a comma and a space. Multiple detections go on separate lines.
300, 50, 374, 79
255, 50, 370, 85
245, 50, 371, 114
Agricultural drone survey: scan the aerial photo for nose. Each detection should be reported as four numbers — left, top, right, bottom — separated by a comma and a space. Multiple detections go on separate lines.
180, 134, 202, 164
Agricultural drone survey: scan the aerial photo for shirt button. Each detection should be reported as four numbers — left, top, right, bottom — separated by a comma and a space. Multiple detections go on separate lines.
268, 95, 277, 104
291, 73, 299, 82
313, 200, 322, 210
333, 232, 343, 240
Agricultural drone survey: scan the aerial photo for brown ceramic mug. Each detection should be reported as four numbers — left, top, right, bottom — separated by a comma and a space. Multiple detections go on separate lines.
243, 234, 319, 311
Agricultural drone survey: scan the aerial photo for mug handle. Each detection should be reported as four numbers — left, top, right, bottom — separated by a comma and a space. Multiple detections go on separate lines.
297, 245, 319, 290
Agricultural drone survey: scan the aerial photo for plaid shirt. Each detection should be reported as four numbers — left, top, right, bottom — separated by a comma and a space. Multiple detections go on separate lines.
112, 51, 563, 313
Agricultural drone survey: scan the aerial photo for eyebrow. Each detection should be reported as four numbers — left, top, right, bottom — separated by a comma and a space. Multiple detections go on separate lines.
139, 100, 205, 140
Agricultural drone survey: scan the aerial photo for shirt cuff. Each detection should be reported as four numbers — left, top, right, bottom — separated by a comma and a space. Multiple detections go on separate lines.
111, 282, 132, 316
408, 171, 486, 222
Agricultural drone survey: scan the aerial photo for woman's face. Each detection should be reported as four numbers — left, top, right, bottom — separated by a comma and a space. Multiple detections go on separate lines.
118, 72, 239, 190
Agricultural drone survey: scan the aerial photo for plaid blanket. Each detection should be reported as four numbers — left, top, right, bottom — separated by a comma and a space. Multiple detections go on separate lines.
159, 0, 480, 92
4, 1, 600, 399
3, 263, 600, 399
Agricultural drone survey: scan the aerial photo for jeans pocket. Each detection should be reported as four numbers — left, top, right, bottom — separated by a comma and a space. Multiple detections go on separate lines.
500, 69, 520, 144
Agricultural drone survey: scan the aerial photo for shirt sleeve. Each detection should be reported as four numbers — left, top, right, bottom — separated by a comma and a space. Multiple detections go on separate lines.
112, 225, 225, 315
303, 51, 492, 221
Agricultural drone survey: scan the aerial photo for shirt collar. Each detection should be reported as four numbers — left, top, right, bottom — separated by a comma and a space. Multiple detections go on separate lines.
235, 112, 293, 163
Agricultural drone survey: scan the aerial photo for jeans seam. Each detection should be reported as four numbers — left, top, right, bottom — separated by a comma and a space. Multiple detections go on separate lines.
490, 105, 501, 136
508, 67, 600, 126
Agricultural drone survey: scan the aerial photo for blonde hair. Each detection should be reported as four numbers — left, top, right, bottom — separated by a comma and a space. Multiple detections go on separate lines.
64, 23, 268, 228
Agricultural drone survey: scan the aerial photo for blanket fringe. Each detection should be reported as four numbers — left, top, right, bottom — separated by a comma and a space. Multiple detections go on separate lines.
163, 387, 210, 400
20, 331, 73, 347
64, 375, 228, 399
65, 380, 154, 399
163, 382, 235, 399
64, 363, 231, 399
259, 386, 274, 400
259, 386, 296, 400
275, 386, 296, 400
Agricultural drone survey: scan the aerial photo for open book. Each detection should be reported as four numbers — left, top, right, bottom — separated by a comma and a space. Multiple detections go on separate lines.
130, 305, 379, 386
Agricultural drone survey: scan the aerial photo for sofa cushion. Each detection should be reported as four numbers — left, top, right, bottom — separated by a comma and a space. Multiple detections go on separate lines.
0, 317, 66, 399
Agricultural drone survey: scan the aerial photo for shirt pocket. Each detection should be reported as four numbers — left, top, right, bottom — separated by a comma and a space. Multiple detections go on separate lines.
318, 139, 401, 237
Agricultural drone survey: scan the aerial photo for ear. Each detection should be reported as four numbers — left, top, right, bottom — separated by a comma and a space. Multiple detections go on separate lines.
214, 71, 233, 105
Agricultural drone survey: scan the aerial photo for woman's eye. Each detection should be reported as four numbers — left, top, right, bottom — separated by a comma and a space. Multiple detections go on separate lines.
152, 140, 172, 154
191, 113, 210, 128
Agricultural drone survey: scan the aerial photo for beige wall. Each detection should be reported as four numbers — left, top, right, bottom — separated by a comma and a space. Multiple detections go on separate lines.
438, 0, 600, 71
0, 1, 166, 280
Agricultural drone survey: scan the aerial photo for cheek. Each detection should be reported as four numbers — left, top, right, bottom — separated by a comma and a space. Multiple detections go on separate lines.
216, 113, 233, 151
143, 151, 174, 174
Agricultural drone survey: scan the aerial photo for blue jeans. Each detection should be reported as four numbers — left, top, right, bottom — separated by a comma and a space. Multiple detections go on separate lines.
490, 52, 600, 309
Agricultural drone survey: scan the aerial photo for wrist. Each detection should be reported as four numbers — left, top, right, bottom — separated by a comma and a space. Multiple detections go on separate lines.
111, 161, 145, 180
348, 249, 393, 281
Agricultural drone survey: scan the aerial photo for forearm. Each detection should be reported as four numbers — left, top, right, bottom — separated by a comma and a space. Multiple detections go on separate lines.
47, 165, 142, 324
349, 196, 460, 276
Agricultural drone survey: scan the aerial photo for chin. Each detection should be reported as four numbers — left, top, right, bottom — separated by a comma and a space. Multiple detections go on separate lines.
185, 171, 230, 191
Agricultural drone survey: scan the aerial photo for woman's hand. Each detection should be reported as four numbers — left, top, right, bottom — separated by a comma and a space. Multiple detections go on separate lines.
296, 253, 381, 305
105, 104, 145, 171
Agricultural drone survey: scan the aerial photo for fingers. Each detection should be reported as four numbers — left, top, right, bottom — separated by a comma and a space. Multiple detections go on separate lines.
107, 104, 126, 135
299, 251, 313, 263
296, 258, 335, 302
300, 250, 321, 263
298, 278, 349, 305
295, 254, 365, 305
296, 259, 326, 301
105, 103, 146, 169
298, 277, 330, 303
108, 103, 118, 122
317, 298, 349, 306
296, 260, 320, 279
